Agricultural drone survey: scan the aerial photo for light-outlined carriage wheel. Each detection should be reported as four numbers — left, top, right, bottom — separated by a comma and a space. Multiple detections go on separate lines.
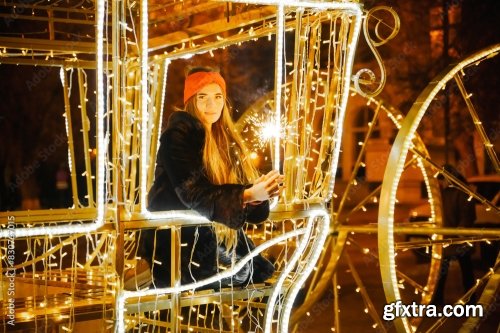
379, 43, 500, 333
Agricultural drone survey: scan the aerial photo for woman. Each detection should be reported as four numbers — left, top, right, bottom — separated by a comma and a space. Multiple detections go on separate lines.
136, 66, 282, 290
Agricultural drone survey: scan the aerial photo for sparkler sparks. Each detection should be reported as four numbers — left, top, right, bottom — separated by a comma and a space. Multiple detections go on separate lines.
241, 110, 287, 154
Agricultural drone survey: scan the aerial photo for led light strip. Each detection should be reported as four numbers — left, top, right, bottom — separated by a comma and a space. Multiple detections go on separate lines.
279, 210, 330, 332
268, 3, 285, 210
415, 156, 441, 307
156, 59, 170, 162
94, 0, 105, 236
378, 43, 500, 333
261, 209, 329, 332
229, 0, 360, 10
116, 226, 308, 332
326, 7, 363, 201
142, 210, 210, 224
59, 68, 72, 176
144, 60, 170, 201
0, 0, 106, 239
263, 215, 316, 332
417, 158, 436, 225
139, 0, 149, 212
274, 3, 284, 173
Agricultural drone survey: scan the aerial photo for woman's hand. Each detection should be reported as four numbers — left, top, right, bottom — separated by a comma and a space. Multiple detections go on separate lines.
244, 170, 285, 203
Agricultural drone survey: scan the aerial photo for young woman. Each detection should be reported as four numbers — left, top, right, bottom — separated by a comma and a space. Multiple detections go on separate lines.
137, 66, 283, 289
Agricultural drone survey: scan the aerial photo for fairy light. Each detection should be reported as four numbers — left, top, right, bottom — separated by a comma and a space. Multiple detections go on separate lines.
378, 42, 500, 333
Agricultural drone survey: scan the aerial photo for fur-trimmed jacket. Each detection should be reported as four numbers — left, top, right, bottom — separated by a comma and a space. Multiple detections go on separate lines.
139, 111, 275, 288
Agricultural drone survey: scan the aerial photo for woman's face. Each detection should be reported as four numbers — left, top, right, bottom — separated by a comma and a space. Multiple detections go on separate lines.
195, 83, 225, 127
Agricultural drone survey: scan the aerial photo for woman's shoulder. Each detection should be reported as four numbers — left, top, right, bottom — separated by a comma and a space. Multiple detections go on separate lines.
167, 111, 203, 130
160, 111, 205, 145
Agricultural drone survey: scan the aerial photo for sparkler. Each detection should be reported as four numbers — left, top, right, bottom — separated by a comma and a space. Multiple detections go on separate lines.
240, 109, 287, 168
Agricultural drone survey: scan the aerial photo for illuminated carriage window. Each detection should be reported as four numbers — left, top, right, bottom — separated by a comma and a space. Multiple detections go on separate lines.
136, 37, 282, 290
0, 0, 106, 238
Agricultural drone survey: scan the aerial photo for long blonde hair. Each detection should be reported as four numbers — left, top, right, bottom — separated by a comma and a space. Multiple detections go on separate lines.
184, 71, 258, 250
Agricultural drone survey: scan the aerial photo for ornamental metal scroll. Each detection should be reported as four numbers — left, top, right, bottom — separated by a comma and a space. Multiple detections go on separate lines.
353, 6, 400, 98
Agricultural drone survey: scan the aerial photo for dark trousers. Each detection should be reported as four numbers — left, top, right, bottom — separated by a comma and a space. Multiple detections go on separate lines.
433, 249, 475, 304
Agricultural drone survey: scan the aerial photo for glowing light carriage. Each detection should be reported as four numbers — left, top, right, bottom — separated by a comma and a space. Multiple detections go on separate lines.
1, 0, 499, 332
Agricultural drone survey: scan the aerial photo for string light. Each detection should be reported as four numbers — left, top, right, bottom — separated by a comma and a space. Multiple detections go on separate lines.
139, 0, 149, 213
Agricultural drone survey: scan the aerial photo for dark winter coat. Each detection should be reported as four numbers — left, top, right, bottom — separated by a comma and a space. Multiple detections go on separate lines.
139, 111, 275, 289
